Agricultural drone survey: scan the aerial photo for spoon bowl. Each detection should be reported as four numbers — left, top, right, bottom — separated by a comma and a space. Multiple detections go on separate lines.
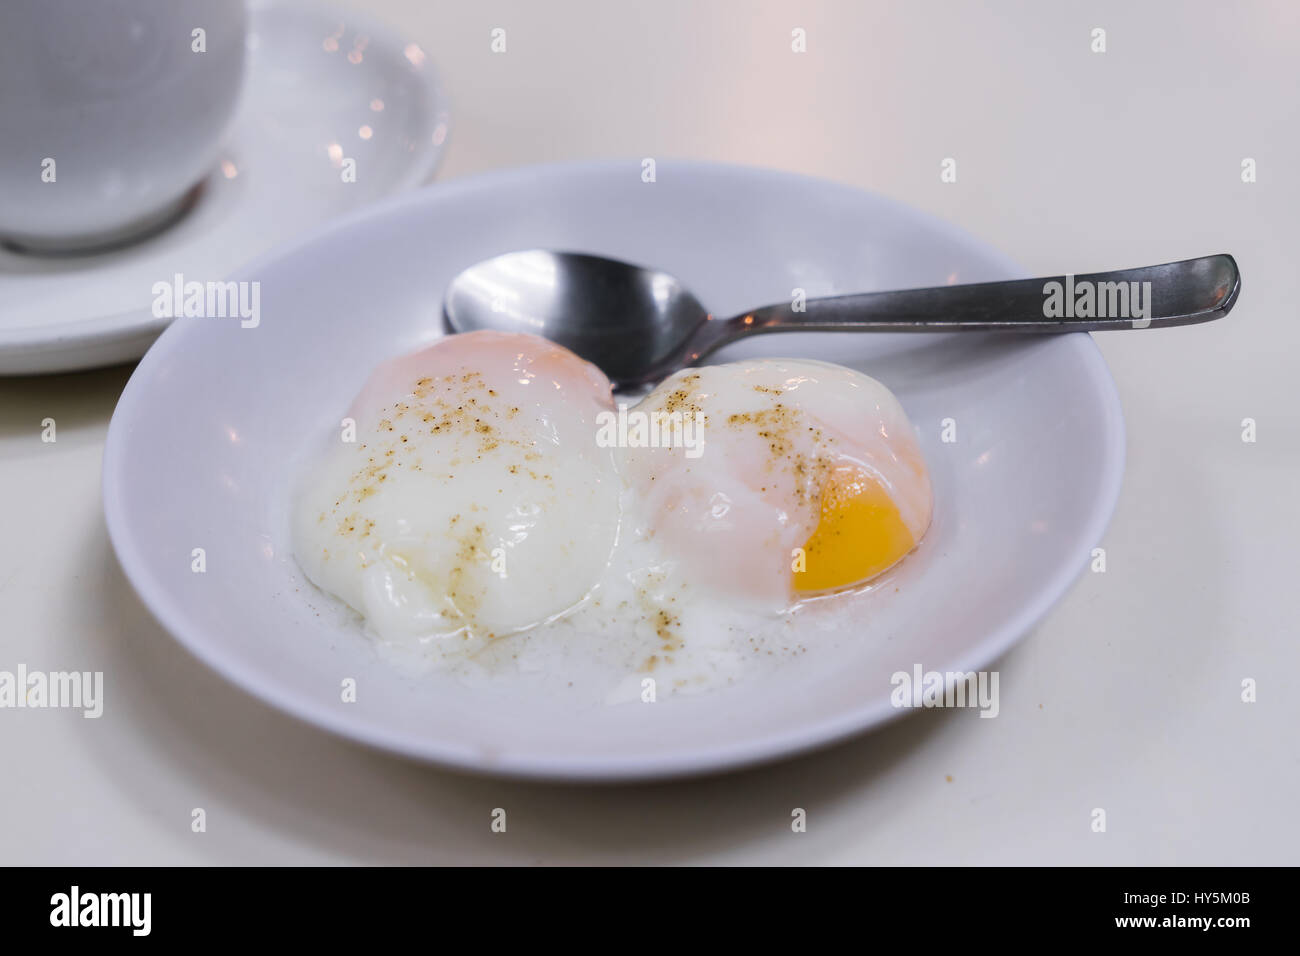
443, 250, 710, 387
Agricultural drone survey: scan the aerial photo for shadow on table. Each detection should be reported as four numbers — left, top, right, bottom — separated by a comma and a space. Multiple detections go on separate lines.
0, 363, 135, 457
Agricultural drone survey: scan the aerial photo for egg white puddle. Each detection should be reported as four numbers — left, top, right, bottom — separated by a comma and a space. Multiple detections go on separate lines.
322, 485, 908, 708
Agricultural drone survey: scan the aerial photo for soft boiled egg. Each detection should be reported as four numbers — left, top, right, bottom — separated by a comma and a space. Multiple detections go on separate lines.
618, 359, 932, 612
292, 331, 621, 647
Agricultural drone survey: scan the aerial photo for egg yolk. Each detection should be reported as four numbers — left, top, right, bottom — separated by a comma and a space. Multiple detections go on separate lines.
794, 465, 915, 593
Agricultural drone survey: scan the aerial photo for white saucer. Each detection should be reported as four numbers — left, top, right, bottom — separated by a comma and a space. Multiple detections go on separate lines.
0, 0, 448, 375
103, 160, 1125, 781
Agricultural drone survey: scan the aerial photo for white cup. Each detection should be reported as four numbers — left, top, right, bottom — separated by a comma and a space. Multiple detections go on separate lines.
0, 0, 247, 253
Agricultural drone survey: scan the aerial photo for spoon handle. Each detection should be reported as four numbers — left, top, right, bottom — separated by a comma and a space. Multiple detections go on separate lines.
723, 254, 1239, 342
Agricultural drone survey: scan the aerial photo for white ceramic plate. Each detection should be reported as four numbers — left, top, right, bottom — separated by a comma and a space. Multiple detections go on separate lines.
103, 160, 1125, 781
0, 0, 448, 375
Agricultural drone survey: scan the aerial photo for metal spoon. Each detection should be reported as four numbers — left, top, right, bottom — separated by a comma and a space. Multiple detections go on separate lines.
444, 251, 1240, 389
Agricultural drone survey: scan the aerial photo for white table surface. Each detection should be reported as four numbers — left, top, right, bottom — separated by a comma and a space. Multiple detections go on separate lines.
2, 0, 1296, 865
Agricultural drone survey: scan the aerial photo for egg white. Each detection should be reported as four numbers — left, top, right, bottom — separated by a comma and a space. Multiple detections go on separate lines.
292, 332, 622, 651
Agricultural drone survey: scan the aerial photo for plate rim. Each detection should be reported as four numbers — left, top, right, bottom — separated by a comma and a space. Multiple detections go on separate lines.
102, 158, 1127, 781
